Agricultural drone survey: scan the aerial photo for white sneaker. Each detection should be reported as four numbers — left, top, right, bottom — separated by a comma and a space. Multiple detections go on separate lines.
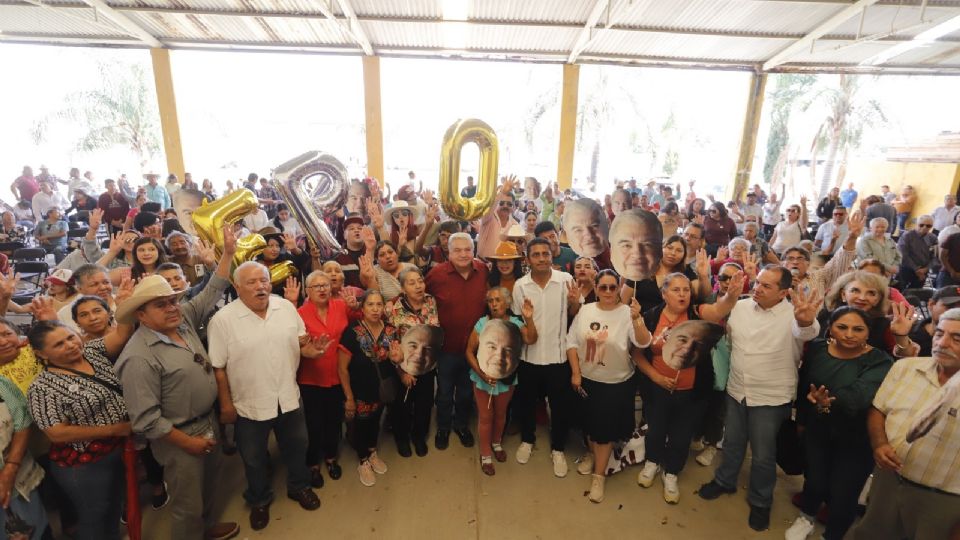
696, 446, 717, 467
368, 451, 387, 474
662, 472, 680, 504
358, 460, 376, 487
637, 460, 660, 488
576, 452, 595, 475
516, 442, 533, 464
689, 438, 705, 451
784, 516, 815, 540
551, 450, 568, 478
588, 474, 605, 503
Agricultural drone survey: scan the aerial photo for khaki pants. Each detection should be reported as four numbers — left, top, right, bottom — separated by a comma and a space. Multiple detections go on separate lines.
150, 414, 223, 540
850, 468, 960, 540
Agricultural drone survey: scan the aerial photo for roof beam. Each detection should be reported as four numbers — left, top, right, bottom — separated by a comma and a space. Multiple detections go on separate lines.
74, 0, 163, 47
568, 0, 610, 63
762, 0, 881, 70
333, 0, 373, 55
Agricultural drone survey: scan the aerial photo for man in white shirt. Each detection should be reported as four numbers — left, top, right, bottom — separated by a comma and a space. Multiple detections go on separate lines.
31, 180, 69, 223
813, 206, 849, 257
209, 262, 325, 531
740, 192, 764, 225
761, 189, 783, 240
698, 265, 821, 532
511, 238, 580, 477
931, 194, 959, 233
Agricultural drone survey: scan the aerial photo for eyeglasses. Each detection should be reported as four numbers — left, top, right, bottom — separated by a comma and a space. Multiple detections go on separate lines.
833, 213, 845, 216
785, 256, 807, 263
193, 353, 212, 373
918, 224, 933, 229
306, 283, 330, 290
787, 209, 799, 213
717, 274, 737, 282
498, 201, 514, 208
596, 284, 618, 292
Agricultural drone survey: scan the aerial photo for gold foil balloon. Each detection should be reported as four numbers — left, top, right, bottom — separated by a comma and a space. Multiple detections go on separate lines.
268, 260, 297, 286
191, 189, 259, 256
233, 234, 266, 269
272, 151, 348, 258
439, 118, 499, 221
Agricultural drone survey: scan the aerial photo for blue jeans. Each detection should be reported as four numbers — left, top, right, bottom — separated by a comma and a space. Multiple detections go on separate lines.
235, 407, 311, 507
48, 447, 124, 540
713, 394, 790, 508
435, 352, 474, 431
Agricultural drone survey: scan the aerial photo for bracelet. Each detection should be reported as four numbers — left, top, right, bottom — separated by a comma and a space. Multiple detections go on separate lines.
5, 461, 20, 466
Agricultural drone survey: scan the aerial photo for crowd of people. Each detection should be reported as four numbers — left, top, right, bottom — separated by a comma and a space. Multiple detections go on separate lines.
0, 164, 958, 540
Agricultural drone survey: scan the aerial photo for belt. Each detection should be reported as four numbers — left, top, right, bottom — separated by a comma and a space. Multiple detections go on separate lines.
898, 475, 960, 498
174, 411, 212, 429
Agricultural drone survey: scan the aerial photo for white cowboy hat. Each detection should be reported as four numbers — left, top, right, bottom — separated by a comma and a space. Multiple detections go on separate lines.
504, 224, 527, 239
384, 200, 422, 225
115, 274, 186, 324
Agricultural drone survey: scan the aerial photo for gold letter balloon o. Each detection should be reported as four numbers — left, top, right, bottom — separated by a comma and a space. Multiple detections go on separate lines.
438, 118, 499, 222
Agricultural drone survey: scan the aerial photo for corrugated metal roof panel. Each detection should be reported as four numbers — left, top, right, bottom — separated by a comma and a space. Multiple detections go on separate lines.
616, 0, 842, 36
349, 0, 439, 19
828, 5, 960, 38
0, 4, 128, 36
469, 0, 593, 24
121, 11, 352, 44
463, 23, 580, 52
586, 28, 784, 62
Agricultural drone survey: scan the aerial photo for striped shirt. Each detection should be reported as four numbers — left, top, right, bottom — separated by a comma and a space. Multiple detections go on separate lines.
873, 357, 960, 494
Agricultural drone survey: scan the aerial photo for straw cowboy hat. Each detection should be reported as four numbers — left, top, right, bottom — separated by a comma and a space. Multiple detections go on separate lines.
504, 224, 527, 239
486, 241, 523, 260
115, 275, 186, 324
384, 200, 422, 225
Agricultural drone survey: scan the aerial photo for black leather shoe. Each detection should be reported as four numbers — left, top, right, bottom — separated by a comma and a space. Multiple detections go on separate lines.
249, 505, 270, 531
748, 504, 770, 531
435, 429, 450, 450
396, 438, 412, 457
697, 481, 736, 500
453, 427, 475, 448
287, 488, 321, 511
310, 467, 324, 488
414, 438, 428, 457
326, 461, 342, 480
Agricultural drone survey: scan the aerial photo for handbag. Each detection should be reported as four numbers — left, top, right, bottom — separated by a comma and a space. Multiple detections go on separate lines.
776, 416, 805, 475
711, 334, 731, 391
360, 322, 400, 405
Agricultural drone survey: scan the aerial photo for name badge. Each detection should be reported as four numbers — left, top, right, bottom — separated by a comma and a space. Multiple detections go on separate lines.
195, 264, 205, 277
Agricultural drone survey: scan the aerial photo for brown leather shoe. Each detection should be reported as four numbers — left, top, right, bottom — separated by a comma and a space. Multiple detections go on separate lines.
205, 522, 240, 540
287, 488, 320, 511
249, 505, 270, 531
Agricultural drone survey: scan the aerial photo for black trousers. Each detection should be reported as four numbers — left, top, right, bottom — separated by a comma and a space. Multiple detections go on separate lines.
300, 384, 344, 466
139, 445, 164, 486
800, 421, 875, 540
389, 371, 436, 444
643, 379, 707, 475
514, 362, 573, 452
352, 407, 384, 460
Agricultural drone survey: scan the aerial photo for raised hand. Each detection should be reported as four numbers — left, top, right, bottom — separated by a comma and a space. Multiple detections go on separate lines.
398, 222, 409, 243
424, 202, 439, 223
806, 384, 836, 409
341, 290, 359, 311
367, 201, 384, 229
221, 224, 237, 258
695, 248, 710, 277
107, 232, 125, 254
360, 226, 377, 251
282, 232, 297, 252
716, 246, 729, 261
693, 214, 704, 225
790, 286, 822, 327
521, 297, 535, 320
194, 238, 217, 268
421, 189, 436, 205
800, 195, 808, 208
743, 252, 759, 281
88, 208, 104, 230
725, 271, 746, 298
889, 302, 916, 336
501, 174, 519, 195
283, 276, 300, 305
0, 270, 19, 300
847, 210, 865, 237
114, 277, 135, 306
30, 296, 57, 321
566, 280, 579, 305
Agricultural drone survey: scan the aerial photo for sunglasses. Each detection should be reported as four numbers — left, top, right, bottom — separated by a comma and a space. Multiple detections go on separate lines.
498, 201, 514, 208
833, 212, 845, 216
193, 353, 212, 373
918, 224, 933, 229
717, 274, 737, 282
596, 284, 618, 292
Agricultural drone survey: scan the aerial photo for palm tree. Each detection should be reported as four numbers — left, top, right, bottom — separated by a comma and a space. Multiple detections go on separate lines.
31, 58, 162, 165
801, 74, 887, 199
763, 74, 816, 186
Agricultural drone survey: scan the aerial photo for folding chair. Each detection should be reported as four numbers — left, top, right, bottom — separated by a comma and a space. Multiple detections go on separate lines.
12, 260, 49, 303
12, 247, 47, 262
903, 287, 935, 320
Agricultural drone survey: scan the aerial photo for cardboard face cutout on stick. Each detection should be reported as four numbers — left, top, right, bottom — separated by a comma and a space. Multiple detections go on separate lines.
172, 188, 206, 237
659, 320, 724, 371
477, 319, 522, 380
399, 324, 443, 376
563, 198, 609, 258
609, 208, 663, 282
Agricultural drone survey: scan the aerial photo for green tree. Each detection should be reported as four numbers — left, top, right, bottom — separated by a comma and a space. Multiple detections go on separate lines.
32, 58, 161, 164
763, 74, 816, 185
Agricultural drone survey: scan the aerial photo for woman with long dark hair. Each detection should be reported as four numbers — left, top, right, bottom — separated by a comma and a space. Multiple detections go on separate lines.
486, 241, 524, 293
129, 237, 168, 282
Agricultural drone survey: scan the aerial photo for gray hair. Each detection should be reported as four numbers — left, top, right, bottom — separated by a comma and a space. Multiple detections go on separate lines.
398, 266, 423, 287
743, 221, 759, 232
486, 286, 511, 303
164, 231, 193, 250
73, 264, 109, 287
233, 260, 268, 283
728, 237, 750, 251
659, 272, 691, 293
869, 217, 889, 229
917, 214, 933, 225
448, 232, 474, 249
941, 307, 960, 323
304, 270, 329, 288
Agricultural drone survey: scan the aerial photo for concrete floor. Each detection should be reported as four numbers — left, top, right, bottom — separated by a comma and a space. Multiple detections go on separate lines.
138, 425, 813, 540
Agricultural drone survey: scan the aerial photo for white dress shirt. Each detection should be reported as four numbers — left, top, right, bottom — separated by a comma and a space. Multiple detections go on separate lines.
726, 298, 819, 407
814, 221, 848, 253
208, 295, 306, 421
31, 192, 68, 220
243, 209, 270, 232
512, 269, 574, 366
932, 205, 960, 231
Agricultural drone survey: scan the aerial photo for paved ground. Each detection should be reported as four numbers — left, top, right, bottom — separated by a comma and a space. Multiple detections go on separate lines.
137, 425, 812, 540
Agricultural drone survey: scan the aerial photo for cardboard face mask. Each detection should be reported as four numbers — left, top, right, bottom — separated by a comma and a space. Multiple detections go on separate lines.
609, 208, 663, 282
477, 319, 522, 380
399, 324, 444, 376
563, 199, 609, 258
659, 320, 724, 371
172, 188, 206, 237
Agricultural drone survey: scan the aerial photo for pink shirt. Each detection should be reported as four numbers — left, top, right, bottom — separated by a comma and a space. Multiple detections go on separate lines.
477, 211, 517, 259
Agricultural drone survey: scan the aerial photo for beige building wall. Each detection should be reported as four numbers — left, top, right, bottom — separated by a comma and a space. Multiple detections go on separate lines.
843, 159, 960, 223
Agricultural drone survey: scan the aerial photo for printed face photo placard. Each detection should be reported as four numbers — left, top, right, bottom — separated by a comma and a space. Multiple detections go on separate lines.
609, 208, 663, 282
399, 324, 444, 376
477, 319, 522, 380
660, 320, 724, 371
563, 198, 609, 258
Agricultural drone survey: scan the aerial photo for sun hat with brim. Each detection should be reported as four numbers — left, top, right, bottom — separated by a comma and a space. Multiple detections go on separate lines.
384, 201, 422, 225
486, 241, 523, 260
257, 226, 283, 243
505, 224, 527, 239
115, 274, 187, 325
45, 268, 73, 286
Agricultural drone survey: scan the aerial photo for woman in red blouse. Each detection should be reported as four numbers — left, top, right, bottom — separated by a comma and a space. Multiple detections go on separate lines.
295, 270, 359, 486
702, 202, 737, 257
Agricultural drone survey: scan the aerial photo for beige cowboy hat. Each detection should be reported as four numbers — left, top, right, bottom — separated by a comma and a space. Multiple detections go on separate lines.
486, 241, 523, 260
384, 200, 422, 225
115, 274, 186, 324
504, 224, 527, 239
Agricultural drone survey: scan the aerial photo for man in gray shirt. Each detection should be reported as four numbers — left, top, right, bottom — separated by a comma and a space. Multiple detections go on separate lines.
114, 226, 238, 540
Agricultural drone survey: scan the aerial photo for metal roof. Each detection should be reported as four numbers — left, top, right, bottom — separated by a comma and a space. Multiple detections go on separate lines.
2, 0, 960, 74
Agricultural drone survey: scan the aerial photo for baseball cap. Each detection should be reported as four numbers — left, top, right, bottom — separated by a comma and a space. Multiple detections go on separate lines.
932, 286, 960, 306
45, 268, 73, 286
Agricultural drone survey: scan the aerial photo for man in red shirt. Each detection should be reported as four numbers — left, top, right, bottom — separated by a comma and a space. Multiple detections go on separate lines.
425, 232, 489, 449
11, 166, 39, 203
98, 179, 130, 234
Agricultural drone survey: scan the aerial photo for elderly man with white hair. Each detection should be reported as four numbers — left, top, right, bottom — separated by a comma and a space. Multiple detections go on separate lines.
209, 261, 329, 531
856, 217, 901, 276
425, 231, 489, 449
